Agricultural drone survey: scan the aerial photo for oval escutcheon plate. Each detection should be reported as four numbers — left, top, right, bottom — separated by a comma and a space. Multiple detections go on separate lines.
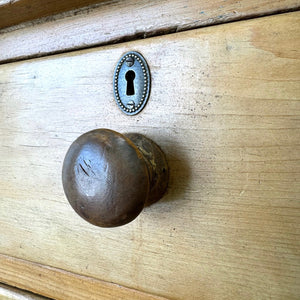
113, 51, 151, 116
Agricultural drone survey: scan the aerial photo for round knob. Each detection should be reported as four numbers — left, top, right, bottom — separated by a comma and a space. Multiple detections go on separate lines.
62, 129, 168, 227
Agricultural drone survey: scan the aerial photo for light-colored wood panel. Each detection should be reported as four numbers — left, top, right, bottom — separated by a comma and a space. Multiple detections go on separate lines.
0, 255, 166, 300
0, 0, 299, 63
0, 12, 299, 300
0, 0, 105, 29
0, 283, 48, 300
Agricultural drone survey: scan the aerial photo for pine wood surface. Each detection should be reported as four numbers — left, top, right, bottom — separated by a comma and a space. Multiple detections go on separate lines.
0, 254, 166, 300
0, 282, 48, 300
0, 0, 299, 63
0, 12, 299, 300
0, 0, 104, 29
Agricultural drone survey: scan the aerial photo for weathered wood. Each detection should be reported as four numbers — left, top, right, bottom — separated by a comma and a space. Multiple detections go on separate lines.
0, 0, 105, 29
0, 254, 167, 300
0, 282, 48, 300
0, 12, 299, 299
0, 0, 299, 63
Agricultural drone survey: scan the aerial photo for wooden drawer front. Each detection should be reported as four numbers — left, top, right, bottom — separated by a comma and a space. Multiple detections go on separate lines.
0, 12, 299, 300
1, 0, 299, 63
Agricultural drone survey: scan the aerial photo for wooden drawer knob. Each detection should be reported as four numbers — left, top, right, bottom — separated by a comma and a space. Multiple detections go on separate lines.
62, 129, 169, 227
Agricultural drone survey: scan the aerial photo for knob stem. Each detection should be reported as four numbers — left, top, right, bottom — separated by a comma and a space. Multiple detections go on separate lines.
125, 133, 169, 206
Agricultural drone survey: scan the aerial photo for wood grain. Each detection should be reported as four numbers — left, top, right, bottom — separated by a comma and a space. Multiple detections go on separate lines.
0, 283, 48, 300
0, 0, 105, 29
0, 255, 167, 300
0, 12, 300, 300
0, 0, 299, 64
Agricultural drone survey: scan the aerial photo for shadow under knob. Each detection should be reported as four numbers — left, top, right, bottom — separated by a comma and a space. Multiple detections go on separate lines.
62, 129, 168, 227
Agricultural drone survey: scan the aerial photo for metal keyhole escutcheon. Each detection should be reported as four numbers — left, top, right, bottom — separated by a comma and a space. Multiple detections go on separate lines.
114, 52, 151, 115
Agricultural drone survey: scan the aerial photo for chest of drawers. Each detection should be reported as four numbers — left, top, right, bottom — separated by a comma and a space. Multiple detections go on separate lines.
0, 1, 299, 299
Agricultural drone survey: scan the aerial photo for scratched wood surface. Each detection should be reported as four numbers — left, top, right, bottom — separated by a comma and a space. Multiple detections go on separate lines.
0, 0, 299, 63
0, 12, 299, 300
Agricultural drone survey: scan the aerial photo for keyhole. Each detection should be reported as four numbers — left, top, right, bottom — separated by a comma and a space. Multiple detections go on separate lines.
125, 70, 136, 96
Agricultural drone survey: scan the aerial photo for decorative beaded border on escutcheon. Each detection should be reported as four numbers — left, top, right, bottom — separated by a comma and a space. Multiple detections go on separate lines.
113, 51, 151, 116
